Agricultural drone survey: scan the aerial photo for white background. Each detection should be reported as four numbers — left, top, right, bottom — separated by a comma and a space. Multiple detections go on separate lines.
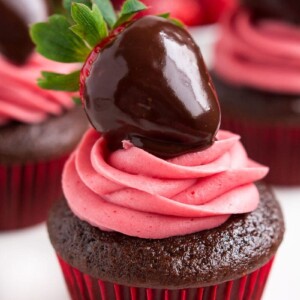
0, 26, 299, 300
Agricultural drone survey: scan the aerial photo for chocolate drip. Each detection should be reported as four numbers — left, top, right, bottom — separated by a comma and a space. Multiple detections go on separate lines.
241, 0, 300, 24
0, 0, 35, 65
84, 16, 220, 158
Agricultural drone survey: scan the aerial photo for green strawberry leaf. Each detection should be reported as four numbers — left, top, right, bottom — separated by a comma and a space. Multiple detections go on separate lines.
71, 3, 108, 48
30, 15, 90, 63
157, 12, 170, 18
157, 13, 185, 28
63, 0, 92, 14
170, 17, 185, 28
38, 70, 81, 91
92, 0, 117, 28
114, 0, 147, 28
72, 96, 82, 104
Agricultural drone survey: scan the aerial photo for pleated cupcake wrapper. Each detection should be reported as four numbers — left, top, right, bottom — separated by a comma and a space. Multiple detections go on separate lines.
0, 156, 68, 230
57, 256, 274, 300
221, 116, 300, 185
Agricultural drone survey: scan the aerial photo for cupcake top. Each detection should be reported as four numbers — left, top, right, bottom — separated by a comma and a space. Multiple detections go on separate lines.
63, 127, 267, 239
32, 0, 268, 239
0, 0, 76, 126
214, 5, 300, 94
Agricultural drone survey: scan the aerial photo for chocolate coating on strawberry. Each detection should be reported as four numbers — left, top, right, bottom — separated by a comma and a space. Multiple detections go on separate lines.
83, 16, 220, 158
241, 0, 300, 24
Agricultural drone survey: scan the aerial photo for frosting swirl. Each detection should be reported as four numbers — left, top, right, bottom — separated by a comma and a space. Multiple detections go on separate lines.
0, 53, 75, 125
214, 8, 300, 94
63, 128, 268, 239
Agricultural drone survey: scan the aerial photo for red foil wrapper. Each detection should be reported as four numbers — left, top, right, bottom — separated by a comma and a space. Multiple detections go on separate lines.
0, 155, 68, 230
57, 256, 274, 300
222, 117, 300, 186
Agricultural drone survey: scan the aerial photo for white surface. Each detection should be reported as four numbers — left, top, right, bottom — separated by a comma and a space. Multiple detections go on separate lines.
0, 224, 69, 300
0, 187, 299, 300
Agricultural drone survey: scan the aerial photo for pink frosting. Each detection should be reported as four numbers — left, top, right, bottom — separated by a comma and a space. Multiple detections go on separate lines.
0, 53, 75, 125
214, 8, 300, 94
63, 128, 268, 239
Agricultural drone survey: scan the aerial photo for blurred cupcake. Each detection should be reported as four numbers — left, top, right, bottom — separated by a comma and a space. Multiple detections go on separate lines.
0, 0, 88, 230
212, 1, 300, 185
31, 1, 284, 299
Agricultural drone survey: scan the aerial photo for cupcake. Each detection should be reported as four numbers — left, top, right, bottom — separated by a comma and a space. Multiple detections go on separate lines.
0, 0, 88, 230
212, 1, 300, 185
31, 1, 284, 299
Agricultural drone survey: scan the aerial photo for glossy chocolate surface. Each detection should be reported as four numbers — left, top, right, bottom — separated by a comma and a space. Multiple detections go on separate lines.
84, 16, 220, 158
241, 0, 300, 24
48, 183, 284, 288
0, 0, 34, 65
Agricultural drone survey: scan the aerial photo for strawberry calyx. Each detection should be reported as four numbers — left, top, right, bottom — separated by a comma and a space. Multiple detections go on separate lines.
30, 0, 149, 95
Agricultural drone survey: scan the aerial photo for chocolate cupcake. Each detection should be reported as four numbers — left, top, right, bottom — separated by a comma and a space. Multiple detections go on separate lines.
212, 1, 300, 185
49, 182, 283, 299
0, 0, 88, 230
31, 1, 284, 299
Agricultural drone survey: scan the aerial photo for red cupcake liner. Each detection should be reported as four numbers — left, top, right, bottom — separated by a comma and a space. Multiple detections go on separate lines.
57, 256, 274, 300
0, 155, 68, 230
221, 116, 300, 185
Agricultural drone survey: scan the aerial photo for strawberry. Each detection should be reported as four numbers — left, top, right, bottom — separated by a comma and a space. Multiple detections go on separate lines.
31, 0, 220, 158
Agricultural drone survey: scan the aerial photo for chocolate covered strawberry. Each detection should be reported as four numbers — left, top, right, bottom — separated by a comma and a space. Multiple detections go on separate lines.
31, 0, 220, 158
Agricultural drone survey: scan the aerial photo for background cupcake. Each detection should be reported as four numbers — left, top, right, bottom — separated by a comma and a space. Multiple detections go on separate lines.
0, 0, 88, 230
212, 0, 300, 185
31, 1, 284, 299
